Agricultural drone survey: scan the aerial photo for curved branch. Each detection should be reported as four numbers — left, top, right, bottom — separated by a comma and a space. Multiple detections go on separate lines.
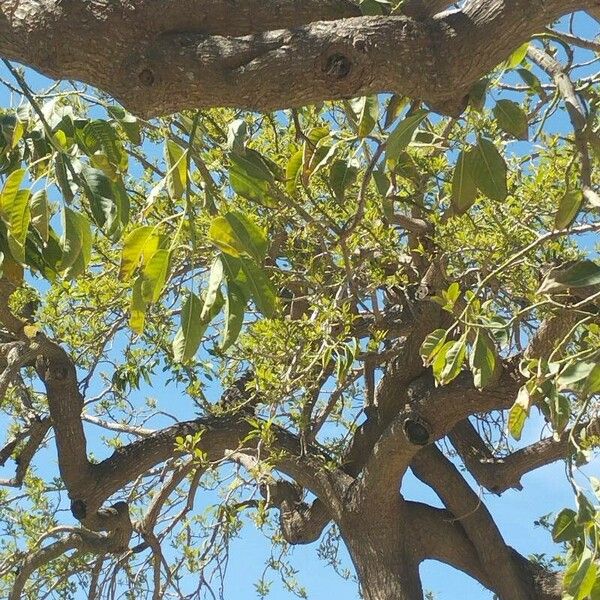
411, 445, 537, 600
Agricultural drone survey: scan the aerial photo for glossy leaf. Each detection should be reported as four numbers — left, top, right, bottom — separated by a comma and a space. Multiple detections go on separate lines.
30, 190, 49, 242
129, 275, 147, 334
329, 159, 359, 201
351, 96, 379, 138
420, 329, 447, 365
201, 257, 224, 320
221, 280, 247, 351
538, 260, 600, 294
59, 207, 91, 279
508, 386, 530, 441
239, 257, 277, 318
141, 249, 170, 303
469, 330, 497, 390
552, 509, 580, 543
385, 110, 428, 165
173, 292, 203, 362
384, 95, 407, 129
472, 136, 508, 201
229, 151, 274, 204
208, 212, 268, 261
451, 148, 478, 213
439, 338, 467, 384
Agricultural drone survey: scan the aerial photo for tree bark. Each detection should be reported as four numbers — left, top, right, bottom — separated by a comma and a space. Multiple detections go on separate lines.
0, 0, 597, 117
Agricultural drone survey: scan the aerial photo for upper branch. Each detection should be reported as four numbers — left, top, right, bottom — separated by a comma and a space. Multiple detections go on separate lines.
0, 0, 595, 117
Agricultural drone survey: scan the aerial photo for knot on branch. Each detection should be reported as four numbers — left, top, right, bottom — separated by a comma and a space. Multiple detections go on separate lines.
403, 415, 431, 446
323, 53, 352, 80
70, 498, 87, 520
138, 68, 155, 87
259, 481, 326, 545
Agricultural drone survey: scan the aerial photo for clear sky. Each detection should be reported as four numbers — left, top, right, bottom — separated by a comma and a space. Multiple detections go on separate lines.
0, 8, 598, 599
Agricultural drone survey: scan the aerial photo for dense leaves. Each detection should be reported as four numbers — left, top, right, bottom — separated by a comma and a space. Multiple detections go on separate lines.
0, 20, 599, 600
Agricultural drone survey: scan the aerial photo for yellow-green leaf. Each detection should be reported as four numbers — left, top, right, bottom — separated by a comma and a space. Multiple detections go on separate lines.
119, 225, 160, 280
164, 139, 187, 200
555, 189, 583, 230
508, 386, 530, 440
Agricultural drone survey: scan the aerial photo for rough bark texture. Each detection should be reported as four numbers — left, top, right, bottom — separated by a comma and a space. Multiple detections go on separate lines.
0, 0, 598, 116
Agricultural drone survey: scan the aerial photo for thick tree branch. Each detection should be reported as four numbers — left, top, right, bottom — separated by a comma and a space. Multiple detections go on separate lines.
450, 417, 598, 494
356, 364, 522, 507
411, 445, 541, 600
0, 0, 595, 117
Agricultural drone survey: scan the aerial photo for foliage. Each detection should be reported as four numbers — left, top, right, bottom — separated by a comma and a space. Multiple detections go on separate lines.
0, 16, 599, 600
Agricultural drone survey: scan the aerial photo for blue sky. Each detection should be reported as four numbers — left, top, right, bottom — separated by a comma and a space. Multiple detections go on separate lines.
0, 8, 599, 599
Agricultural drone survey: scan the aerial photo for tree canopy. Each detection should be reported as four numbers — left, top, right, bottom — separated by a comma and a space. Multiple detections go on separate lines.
0, 1, 599, 599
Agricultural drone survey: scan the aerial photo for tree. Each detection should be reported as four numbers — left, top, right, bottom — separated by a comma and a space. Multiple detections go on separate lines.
0, 0, 599, 598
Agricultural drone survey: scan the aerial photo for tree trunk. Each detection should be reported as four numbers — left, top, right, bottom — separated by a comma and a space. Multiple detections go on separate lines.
340, 502, 424, 600
346, 535, 423, 600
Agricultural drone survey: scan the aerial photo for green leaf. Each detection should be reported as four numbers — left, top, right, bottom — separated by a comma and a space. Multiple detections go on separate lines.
538, 260, 600, 294
472, 136, 508, 201
173, 292, 204, 362
508, 386, 530, 441
208, 212, 268, 261
558, 361, 597, 390
384, 95, 407, 130
239, 257, 277, 318
201, 257, 224, 320
576, 492, 595, 526
229, 151, 274, 205
221, 281, 247, 351
555, 190, 584, 230
358, 0, 391, 15
493, 100, 529, 140
517, 68, 544, 96
552, 509, 580, 543
505, 42, 529, 69
141, 249, 170, 303
129, 275, 147, 334
451, 148, 478, 213
54, 154, 74, 204
468, 78, 488, 113
582, 363, 600, 397
385, 110, 428, 165
420, 329, 447, 364
439, 338, 467, 384
227, 119, 247, 155
30, 190, 49, 242
119, 225, 160, 280
469, 330, 497, 390
548, 390, 570, 434
351, 96, 379, 138
59, 207, 91, 279
3, 188, 30, 264
566, 548, 596, 600
0, 168, 26, 219
107, 106, 141, 145
164, 139, 187, 200
285, 150, 303, 195
329, 159, 359, 201
82, 120, 127, 171
80, 164, 117, 232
